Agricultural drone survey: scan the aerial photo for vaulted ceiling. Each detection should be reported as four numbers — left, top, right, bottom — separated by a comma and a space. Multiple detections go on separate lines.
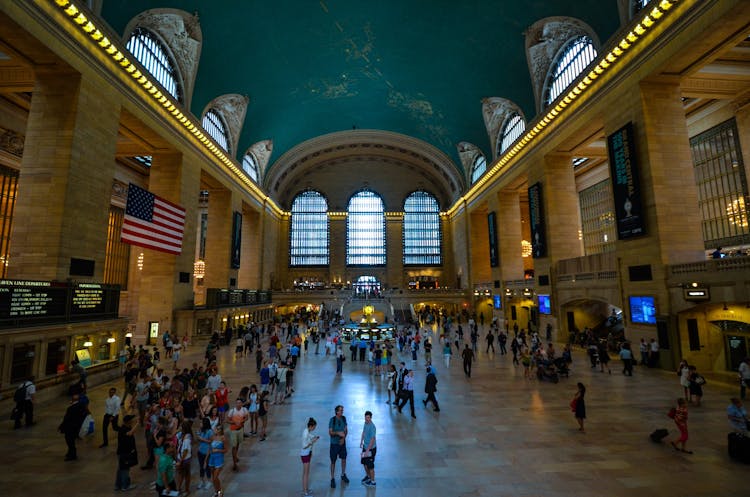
100, 0, 620, 189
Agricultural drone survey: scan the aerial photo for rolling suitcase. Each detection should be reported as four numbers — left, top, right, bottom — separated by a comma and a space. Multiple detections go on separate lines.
728, 432, 750, 463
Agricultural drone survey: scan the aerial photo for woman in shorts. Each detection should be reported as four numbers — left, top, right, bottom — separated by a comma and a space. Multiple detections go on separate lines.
208, 425, 227, 497
300, 418, 320, 497
247, 384, 259, 435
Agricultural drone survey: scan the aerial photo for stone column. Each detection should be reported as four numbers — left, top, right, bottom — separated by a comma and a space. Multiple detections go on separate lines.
495, 189, 525, 282
636, 80, 704, 264
134, 152, 198, 337
328, 215, 346, 285
203, 187, 233, 289
386, 213, 403, 288
238, 205, 262, 289
10, 70, 119, 280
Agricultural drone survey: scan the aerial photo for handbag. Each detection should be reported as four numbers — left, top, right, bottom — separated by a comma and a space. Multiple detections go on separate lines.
79, 414, 95, 438
667, 407, 676, 419
569, 398, 578, 412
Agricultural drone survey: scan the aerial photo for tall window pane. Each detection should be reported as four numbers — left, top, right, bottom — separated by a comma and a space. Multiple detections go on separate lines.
544, 36, 597, 107
403, 191, 441, 265
104, 206, 130, 289
0, 165, 18, 278
498, 114, 525, 156
579, 179, 616, 255
347, 190, 386, 266
242, 154, 259, 182
125, 27, 182, 102
690, 119, 750, 248
202, 109, 230, 153
471, 154, 487, 184
290, 191, 329, 266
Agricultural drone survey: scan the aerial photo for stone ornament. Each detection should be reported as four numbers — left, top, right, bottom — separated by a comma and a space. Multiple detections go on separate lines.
456, 141, 483, 185
204, 94, 250, 158
481, 97, 525, 161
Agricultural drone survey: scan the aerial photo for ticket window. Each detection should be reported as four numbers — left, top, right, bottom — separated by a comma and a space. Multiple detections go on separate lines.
45, 339, 68, 376
11, 343, 35, 383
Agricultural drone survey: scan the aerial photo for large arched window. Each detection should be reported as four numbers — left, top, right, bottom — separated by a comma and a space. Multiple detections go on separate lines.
497, 113, 526, 156
242, 153, 259, 182
202, 109, 230, 153
125, 27, 182, 102
544, 36, 597, 107
403, 191, 441, 265
470, 154, 487, 184
347, 190, 386, 266
290, 191, 329, 266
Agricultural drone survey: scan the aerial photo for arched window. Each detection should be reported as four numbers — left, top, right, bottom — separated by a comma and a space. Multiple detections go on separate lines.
403, 191, 441, 265
631, 0, 652, 17
497, 114, 526, 156
347, 190, 386, 266
125, 27, 182, 102
470, 154, 487, 184
544, 36, 597, 107
202, 109, 230, 153
242, 153, 259, 182
290, 191, 329, 266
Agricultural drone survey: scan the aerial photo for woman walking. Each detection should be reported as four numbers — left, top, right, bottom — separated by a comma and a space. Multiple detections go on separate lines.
670, 398, 692, 454
258, 391, 270, 441
571, 383, 586, 432
248, 384, 259, 435
196, 417, 213, 490
208, 425, 227, 497
442, 339, 452, 368
385, 365, 397, 404
688, 366, 705, 406
300, 418, 320, 497
677, 359, 690, 400
176, 419, 193, 495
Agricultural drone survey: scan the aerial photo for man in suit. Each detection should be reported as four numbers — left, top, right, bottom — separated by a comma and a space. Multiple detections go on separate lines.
59, 394, 88, 461
423, 366, 440, 412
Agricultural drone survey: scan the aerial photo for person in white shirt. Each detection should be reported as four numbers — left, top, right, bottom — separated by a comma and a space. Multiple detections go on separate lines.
100, 387, 121, 447
649, 339, 660, 368
206, 370, 222, 393
738, 357, 750, 400
300, 418, 320, 497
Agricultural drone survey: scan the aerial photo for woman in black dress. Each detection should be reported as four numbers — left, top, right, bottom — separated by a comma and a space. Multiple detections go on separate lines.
572, 382, 586, 432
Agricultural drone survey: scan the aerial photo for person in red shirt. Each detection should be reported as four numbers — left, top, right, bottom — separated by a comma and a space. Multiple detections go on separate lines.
215, 382, 230, 423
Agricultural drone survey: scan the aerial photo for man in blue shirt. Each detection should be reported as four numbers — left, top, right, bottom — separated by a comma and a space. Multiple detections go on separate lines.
359, 411, 377, 487
727, 398, 748, 433
328, 405, 350, 488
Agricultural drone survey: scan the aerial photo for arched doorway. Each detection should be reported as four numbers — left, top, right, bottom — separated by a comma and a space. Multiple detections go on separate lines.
715, 320, 750, 370
353, 276, 381, 298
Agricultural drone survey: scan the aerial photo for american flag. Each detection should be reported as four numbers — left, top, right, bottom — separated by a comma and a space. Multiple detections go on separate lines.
121, 184, 186, 255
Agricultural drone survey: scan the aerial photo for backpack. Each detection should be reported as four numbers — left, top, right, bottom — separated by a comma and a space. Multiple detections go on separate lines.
14, 382, 28, 403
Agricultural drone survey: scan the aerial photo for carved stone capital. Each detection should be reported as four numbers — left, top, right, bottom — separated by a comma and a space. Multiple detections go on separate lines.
0, 126, 24, 158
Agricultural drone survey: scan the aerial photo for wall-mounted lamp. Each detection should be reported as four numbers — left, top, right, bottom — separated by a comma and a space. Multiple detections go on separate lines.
125, 332, 133, 338
193, 259, 205, 280
107, 337, 116, 344
83, 339, 93, 347
137, 252, 144, 271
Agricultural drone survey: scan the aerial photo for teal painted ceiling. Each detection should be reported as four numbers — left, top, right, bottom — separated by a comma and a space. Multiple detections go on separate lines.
100, 1, 620, 174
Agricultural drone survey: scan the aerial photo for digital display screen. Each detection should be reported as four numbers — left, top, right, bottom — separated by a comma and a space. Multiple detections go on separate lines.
629, 295, 656, 324
538, 294, 551, 314
493, 295, 502, 309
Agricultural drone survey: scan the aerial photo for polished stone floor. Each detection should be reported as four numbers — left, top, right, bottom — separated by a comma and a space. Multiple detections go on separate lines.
1, 330, 748, 497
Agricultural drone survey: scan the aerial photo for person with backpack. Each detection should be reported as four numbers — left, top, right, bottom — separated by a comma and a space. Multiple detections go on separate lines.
13, 376, 35, 429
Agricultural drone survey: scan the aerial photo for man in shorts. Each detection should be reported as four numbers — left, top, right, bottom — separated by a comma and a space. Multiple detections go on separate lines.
328, 405, 350, 488
227, 399, 249, 471
359, 410, 377, 487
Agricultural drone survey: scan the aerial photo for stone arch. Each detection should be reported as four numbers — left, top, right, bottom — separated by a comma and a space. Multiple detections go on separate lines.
243, 140, 273, 184
524, 17, 601, 114
123, 9, 202, 107
456, 142, 485, 185
481, 98, 526, 161
202, 94, 250, 159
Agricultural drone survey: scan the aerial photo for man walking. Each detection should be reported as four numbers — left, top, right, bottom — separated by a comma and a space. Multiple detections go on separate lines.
462, 344, 475, 378
59, 394, 87, 461
423, 365, 440, 412
486, 330, 495, 354
328, 405, 350, 488
100, 387, 121, 447
397, 370, 416, 418
13, 376, 35, 429
227, 398, 249, 471
359, 411, 377, 487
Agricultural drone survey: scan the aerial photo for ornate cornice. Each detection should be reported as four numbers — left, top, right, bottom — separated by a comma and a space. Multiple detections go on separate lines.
0, 126, 24, 158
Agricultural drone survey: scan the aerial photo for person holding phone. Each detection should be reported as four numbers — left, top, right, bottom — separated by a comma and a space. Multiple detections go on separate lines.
359, 411, 377, 487
300, 417, 320, 497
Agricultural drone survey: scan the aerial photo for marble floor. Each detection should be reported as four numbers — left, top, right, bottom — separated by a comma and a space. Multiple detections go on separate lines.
1, 333, 748, 497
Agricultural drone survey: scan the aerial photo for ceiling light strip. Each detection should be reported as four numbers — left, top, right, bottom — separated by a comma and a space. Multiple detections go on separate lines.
49, 0, 284, 217
447, 0, 679, 217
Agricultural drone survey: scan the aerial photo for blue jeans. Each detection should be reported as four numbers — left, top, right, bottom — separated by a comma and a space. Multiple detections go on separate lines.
115, 460, 131, 490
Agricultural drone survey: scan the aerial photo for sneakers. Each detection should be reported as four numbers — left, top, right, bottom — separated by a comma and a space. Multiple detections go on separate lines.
366, 480, 377, 487
341, 473, 350, 483
330, 478, 336, 488
123, 485, 137, 492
